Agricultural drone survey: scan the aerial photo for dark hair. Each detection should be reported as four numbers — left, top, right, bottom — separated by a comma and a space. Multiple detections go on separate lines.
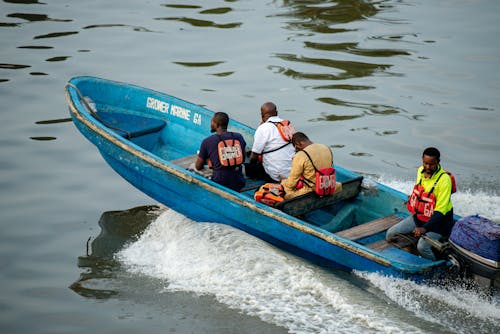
213, 112, 229, 128
291, 132, 309, 146
261, 102, 277, 116
423, 147, 440, 160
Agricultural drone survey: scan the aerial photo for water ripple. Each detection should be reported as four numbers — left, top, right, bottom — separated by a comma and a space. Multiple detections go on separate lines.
83, 24, 154, 33
155, 16, 241, 29
17, 45, 53, 49
0, 63, 31, 69
45, 56, 70, 62
200, 7, 233, 15
7, 13, 71, 22
0, 22, 20, 27
33, 31, 78, 39
310, 97, 408, 122
304, 41, 411, 57
276, 0, 379, 33
162, 4, 201, 10
173, 61, 225, 68
272, 53, 394, 80
3, 0, 45, 4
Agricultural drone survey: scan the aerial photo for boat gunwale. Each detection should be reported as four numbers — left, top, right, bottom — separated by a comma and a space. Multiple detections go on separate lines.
65, 77, 448, 275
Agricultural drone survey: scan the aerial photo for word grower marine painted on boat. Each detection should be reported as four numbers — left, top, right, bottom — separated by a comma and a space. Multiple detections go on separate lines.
146, 96, 202, 126
170, 105, 191, 120
146, 97, 169, 113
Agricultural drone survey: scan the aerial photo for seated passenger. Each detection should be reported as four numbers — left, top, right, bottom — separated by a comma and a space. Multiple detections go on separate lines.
246, 102, 295, 182
281, 132, 338, 200
386, 147, 454, 260
196, 112, 246, 191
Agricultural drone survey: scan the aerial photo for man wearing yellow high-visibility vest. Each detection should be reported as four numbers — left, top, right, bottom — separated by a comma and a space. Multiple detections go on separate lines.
386, 147, 455, 260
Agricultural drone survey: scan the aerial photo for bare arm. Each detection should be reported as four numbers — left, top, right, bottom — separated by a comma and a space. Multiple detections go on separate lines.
195, 156, 205, 170
250, 151, 261, 163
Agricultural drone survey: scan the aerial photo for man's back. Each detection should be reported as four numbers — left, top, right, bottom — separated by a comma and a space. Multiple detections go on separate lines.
252, 116, 295, 181
282, 143, 334, 199
199, 131, 246, 191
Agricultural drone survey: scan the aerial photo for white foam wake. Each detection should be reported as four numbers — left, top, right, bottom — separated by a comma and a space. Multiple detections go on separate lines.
117, 177, 500, 333
117, 209, 423, 334
357, 271, 500, 334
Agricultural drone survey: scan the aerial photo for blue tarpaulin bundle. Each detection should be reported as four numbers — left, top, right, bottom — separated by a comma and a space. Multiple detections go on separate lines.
450, 215, 500, 262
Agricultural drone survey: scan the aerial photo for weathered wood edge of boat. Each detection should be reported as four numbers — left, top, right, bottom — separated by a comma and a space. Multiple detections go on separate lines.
65, 76, 449, 281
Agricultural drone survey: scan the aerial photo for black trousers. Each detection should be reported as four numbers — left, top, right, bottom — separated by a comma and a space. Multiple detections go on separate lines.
244, 161, 276, 182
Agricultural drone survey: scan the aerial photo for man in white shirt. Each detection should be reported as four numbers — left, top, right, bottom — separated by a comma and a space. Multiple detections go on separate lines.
247, 102, 295, 181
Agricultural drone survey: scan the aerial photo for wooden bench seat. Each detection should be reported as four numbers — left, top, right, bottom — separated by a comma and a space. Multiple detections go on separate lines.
336, 214, 402, 241
274, 176, 363, 217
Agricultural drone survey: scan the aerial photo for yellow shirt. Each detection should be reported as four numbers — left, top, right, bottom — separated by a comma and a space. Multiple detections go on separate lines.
415, 165, 453, 215
281, 143, 333, 199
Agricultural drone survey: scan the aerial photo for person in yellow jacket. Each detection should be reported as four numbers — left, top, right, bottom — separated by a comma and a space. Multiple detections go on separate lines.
386, 147, 454, 260
281, 132, 340, 200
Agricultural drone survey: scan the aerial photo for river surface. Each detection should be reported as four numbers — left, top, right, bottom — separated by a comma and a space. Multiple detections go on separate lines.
1, 1, 499, 333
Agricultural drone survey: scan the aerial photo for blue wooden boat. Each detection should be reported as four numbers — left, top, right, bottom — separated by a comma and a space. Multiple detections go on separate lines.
65, 76, 500, 286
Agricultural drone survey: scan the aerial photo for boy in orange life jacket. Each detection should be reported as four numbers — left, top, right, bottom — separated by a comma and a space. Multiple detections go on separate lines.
245, 102, 295, 182
281, 132, 340, 200
196, 112, 246, 191
386, 147, 454, 260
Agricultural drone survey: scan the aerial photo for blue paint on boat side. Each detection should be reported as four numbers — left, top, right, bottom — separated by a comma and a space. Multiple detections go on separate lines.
65, 76, 453, 282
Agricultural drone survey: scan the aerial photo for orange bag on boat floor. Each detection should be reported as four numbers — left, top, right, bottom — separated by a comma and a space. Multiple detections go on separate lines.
254, 183, 285, 206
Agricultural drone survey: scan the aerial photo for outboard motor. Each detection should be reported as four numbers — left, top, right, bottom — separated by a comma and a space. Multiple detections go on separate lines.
447, 215, 500, 288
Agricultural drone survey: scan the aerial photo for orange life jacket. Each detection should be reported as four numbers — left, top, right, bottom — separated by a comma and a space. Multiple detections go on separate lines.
271, 120, 296, 142
406, 171, 456, 222
300, 149, 336, 196
216, 133, 244, 168
254, 183, 285, 206
261, 120, 296, 155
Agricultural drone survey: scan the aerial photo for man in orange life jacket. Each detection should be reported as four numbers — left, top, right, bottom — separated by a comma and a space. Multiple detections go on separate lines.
281, 132, 340, 199
245, 102, 295, 182
196, 112, 246, 191
386, 147, 454, 260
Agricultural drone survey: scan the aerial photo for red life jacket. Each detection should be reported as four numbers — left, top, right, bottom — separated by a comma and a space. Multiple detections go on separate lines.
446, 170, 457, 194
406, 170, 455, 222
216, 133, 244, 168
300, 149, 336, 196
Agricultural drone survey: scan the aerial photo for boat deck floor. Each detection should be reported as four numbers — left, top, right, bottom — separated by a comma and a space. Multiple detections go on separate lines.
170, 154, 212, 178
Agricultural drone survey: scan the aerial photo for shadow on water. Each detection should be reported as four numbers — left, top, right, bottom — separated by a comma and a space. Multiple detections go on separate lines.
69, 205, 162, 300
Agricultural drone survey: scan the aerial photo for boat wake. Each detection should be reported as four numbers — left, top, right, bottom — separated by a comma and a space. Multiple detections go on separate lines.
116, 181, 500, 334
361, 178, 500, 334
117, 209, 424, 334
357, 271, 500, 334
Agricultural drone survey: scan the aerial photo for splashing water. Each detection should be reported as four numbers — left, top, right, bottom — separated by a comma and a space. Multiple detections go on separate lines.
357, 271, 500, 334
117, 177, 500, 334
118, 209, 425, 334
